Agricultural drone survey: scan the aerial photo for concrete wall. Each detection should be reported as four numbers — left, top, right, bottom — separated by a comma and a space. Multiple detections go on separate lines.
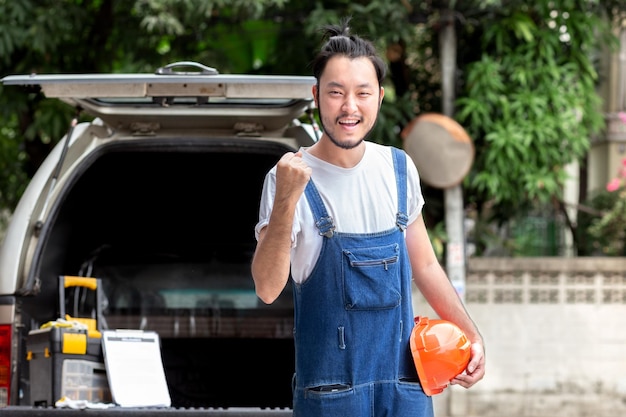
413, 257, 626, 417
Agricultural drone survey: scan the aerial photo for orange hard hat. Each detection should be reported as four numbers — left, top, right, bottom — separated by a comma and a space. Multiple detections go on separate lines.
410, 316, 471, 396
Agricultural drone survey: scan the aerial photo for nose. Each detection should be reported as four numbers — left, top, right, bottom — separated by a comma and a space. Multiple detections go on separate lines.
341, 94, 357, 113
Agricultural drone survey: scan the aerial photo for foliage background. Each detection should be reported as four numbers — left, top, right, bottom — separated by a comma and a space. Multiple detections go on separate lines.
0, 0, 625, 255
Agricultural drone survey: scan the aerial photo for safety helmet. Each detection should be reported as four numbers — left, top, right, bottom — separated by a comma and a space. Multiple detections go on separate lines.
410, 316, 471, 396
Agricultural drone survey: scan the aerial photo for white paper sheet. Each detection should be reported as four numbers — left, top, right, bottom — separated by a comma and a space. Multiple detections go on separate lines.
101, 329, 171, 407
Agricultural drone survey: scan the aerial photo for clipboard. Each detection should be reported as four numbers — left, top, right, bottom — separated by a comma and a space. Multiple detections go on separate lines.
101, 329, 171, 407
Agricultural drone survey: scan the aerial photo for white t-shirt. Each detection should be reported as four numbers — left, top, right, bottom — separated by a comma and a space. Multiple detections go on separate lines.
255, 141, 425, 284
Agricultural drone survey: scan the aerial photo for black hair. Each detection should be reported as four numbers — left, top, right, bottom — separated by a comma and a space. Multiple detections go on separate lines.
311, 17, 387, 87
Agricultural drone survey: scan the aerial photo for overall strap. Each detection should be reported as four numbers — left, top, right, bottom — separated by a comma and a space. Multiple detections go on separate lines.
391, 147, 409, 231
304, 180, 336, 238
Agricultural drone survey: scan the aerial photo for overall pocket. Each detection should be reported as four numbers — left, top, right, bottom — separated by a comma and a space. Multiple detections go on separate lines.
342, 243, 402, 310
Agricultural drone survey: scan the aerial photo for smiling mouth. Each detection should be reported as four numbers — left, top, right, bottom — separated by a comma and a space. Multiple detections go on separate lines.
338, 118, 360, 126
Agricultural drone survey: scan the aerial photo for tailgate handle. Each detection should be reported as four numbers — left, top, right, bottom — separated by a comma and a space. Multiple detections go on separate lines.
155, 61, 219, 76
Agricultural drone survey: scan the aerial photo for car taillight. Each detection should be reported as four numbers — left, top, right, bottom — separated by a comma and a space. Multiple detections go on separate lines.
0, 324, 11, 406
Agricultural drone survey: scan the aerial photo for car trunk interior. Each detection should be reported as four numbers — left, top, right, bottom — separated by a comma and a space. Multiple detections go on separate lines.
20, 138, 297, 408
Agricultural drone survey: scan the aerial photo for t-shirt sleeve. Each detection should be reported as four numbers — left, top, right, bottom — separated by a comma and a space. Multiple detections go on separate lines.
405, 152, 425, 225
254, 169, 276, 241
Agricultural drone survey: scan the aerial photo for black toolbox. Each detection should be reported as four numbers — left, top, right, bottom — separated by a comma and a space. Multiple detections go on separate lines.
27, 276, 111, 406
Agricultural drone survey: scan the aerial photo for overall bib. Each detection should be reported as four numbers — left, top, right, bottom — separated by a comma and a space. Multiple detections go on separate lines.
292, 147, 433, 417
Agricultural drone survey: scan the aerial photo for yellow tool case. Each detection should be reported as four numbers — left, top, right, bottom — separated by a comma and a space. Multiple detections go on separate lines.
26, 276, 111, 406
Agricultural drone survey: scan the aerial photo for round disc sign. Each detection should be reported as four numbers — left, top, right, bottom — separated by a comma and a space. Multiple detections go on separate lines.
401, 113, 474, 189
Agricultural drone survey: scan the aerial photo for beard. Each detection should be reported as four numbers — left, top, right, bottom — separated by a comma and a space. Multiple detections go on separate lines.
318, 107, 378, 150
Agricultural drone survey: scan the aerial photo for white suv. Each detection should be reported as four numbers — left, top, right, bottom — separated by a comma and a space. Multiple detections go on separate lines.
0, 62, 316, 413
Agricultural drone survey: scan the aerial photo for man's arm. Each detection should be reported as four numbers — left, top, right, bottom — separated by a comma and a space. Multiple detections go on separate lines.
405, 214, 486, 388
251, 151, 311, 304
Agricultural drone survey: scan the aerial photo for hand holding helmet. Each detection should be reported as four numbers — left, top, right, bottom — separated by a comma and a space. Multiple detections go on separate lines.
410, 316, 473, 396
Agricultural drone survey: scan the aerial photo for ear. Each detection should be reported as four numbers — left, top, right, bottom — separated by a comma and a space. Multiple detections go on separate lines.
379, 86, 385, 105
312, 84, 319, 107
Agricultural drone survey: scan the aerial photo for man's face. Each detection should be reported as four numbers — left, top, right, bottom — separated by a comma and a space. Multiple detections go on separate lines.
313, 56, 384, 149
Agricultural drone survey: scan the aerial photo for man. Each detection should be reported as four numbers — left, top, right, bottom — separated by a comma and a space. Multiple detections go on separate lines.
251, 18, 485, 417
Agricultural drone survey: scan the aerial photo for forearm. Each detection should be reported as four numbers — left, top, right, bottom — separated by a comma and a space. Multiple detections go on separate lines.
415, 263, 483, 344
252, 150, 312, 304
251, 203, 296, 304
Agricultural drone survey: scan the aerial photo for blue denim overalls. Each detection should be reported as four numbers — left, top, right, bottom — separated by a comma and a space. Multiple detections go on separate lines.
292, 147, 433, 417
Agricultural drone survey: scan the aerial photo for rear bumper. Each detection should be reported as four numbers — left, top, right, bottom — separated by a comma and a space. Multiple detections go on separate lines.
1, 407, 293, 416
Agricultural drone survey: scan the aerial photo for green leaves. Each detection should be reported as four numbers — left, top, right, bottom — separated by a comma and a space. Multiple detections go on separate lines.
0, 0, 31, 65
456, 2, 609, 216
